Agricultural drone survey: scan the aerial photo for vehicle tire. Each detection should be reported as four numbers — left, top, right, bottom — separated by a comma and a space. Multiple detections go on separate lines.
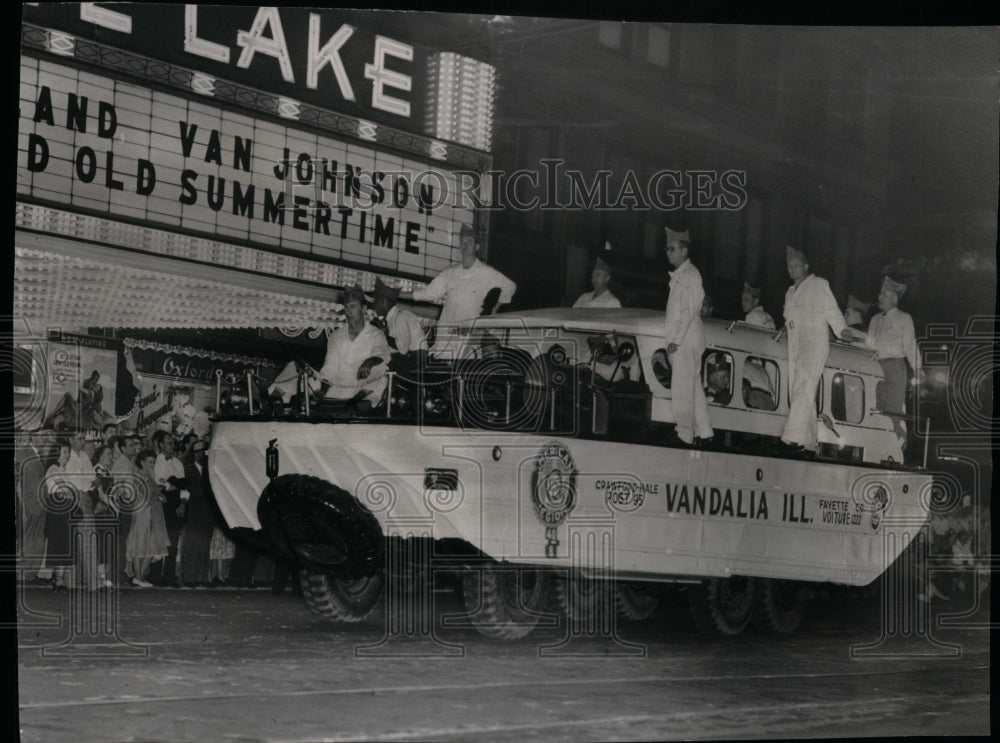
615, 581, 660, 621
258, 474, 383, 577
461, 565, 550, 640
688, 576, 756, 636
751, 579, 808, 634
551, 572, 614, 624
300, 569, 384, 622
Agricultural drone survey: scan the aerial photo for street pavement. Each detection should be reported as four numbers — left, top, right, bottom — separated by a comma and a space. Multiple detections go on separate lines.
16, 581, 991, 742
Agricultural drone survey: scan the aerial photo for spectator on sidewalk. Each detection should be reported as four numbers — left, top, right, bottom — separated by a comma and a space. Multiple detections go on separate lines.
180, 440, 214, 587
111, 434, 141, 586
125, 449, 170, 588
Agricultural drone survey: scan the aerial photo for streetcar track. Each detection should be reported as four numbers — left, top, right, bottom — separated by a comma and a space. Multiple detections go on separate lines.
262, 695, 991, 743
19, 665, 990, 710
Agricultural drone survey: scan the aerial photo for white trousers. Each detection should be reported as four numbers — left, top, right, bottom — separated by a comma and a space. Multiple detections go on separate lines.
669, 344, 713, 443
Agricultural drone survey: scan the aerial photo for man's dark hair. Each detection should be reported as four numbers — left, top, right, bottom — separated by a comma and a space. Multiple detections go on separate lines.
135, 448, 157, 468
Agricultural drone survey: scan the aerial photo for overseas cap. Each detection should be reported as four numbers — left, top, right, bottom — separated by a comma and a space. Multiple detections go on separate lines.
881, 275, 907, 298
373, 277, 401, 301
786, 245, 807, 263
665, 226, 690, 245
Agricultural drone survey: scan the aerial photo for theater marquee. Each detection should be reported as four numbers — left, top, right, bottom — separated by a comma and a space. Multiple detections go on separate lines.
19, 56, 477, 280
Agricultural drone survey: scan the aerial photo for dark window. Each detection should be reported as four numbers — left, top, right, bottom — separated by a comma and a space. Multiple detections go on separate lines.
831, 373, 864, 424
651, 347, 672, 389
742, 356, 778, 411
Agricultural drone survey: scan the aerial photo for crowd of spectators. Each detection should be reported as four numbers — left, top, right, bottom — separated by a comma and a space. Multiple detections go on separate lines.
15, 425, 284, 591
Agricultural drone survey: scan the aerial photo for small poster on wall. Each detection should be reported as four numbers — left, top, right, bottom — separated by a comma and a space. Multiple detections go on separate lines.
40, 333, 120, 432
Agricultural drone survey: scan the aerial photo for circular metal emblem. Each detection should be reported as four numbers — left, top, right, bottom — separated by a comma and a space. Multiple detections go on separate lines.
531, 441, 578, 526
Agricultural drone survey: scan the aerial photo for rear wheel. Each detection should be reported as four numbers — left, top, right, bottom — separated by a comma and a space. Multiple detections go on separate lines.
300, 570, 384, 622
462, 565, 550, 640
688, 576, 756, 635
551, 571, 616, 624
751, 579, 808, 634
615, 581, 660, 621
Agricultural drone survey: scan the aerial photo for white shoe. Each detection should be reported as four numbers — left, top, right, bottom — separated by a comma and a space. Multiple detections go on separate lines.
132, 578, 153, 588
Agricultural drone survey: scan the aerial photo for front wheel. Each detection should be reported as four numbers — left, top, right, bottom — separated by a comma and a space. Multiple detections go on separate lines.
300, 569, 384, 622
751, 579, 808, 634
688, 576, 756, 635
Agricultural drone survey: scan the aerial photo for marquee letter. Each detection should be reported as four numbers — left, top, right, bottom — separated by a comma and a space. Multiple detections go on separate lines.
80, 3, 132, 33
236, 7, 295, 83
27, 134, 49, 172
32, 86, 54, 125
184, 5, 230, 63
364, 36, 412, 117
307, 16, 356, 101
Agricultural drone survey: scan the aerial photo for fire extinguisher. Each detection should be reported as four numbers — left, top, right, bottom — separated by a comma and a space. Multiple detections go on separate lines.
265, 439, 279, 480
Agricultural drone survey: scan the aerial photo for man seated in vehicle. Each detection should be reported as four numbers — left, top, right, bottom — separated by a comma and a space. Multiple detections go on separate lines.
269, 285, 391, 413
703, 352, 732, 406
742, 358, 776, 410
371, 277, 426, 374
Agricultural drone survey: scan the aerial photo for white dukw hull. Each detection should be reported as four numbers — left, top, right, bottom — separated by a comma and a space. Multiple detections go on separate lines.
209, 420, 932, 587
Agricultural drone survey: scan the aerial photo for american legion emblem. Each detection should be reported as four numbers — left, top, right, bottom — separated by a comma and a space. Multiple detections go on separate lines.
531, 441, 578, 557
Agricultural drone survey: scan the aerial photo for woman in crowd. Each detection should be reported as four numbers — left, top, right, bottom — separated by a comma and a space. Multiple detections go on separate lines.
91, 444, 117, 587
43, 441, 75, 591
125, 449, 170, 588
209, 522, 236, 586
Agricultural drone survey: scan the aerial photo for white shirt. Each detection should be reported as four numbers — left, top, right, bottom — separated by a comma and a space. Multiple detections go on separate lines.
573, 290, 622, 308
318, 322, 392, 402
385, 304, 426, 355
865, 307, 919, 370
744, 305, 776, 330
664, 259, 706, 348
155, 453, 188, 501
65, 448, 96, 493
412, 258, 517, 326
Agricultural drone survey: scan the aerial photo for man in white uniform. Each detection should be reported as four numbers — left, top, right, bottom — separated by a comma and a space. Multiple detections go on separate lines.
741, 281, 775, 329
573, 256, 621, 308
269, 285, 391, 410
663, 227, 713, 445
779, 246, 854, 454
862, 276, 921, 443
314, 285, 392, 408
402, 223, 516, 360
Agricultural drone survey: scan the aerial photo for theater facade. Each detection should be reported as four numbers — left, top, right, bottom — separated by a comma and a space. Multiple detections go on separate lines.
15, 7, 900, 435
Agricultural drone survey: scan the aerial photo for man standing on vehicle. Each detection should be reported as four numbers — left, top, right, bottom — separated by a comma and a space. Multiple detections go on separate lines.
861, 276, 921, 444
400, 223, 517, 360
778, 246, 854, 455
573, 255, 621, 308
663, 227, 713, 445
